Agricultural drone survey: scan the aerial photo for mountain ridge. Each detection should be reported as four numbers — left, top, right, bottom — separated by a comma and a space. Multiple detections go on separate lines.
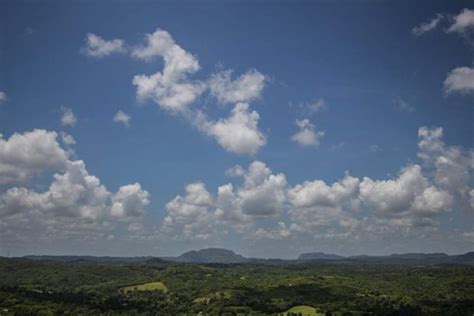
20, 249, 474, 265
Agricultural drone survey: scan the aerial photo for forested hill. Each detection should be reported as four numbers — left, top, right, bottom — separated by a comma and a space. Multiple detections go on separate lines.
165, 248, 249, 263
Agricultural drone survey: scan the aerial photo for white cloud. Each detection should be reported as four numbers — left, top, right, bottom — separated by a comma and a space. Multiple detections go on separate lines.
447, 8, 474, 35
60, 107, 77, 127
202, 103, 266, 155
60, 132, 76, 145
225, 165, 246, 178
113, 110, 131, 127
209, 69, 266, 104
289, 174, 360, 210
412, 14, 444, 36
0, 160, 110, 219
160, 125, 472, 242
444, 66, 474, 95
0, 130, 69, 184
291, 118, 325, 147
359, 164, 453, 221
81, 33, 126, 58
417, 126, 473, 204
162, 161, 288, 239
237, 161, 287, 216
305, 98, 327, 114
162, 182, 216, 240
132, 29, 204, 112
251, 222, 292, 240
0, 91, 7, 103
288, 173, 360, 231
111, 183, 150, 218
130, 28, 268, 156
0, 129, 150, 244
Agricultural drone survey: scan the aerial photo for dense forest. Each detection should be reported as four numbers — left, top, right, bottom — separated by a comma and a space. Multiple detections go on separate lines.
0, 257, 473, 315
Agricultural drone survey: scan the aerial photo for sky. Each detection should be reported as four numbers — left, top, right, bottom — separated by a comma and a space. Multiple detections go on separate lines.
0, 0, 473, 259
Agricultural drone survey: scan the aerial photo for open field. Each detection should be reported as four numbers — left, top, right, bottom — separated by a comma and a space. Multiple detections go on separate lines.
121, 281, 168, 293
280, 305, 321, 315
0, 258, 473, 315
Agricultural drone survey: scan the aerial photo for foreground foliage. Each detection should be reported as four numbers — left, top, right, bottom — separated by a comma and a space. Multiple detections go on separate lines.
0, 258, 473, 315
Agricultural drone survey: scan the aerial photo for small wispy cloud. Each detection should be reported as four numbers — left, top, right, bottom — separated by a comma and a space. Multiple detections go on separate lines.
291, 118, 325, 147
330, 142, 346, 151
0, 91, 7, 104
81, 33, 127, 58
369, 144, 381, 153
412, 14, 444, 36
290, 98, 327, 116
60, 106, 77, 127
113, 110, 131, 127
395, 97, 415, 113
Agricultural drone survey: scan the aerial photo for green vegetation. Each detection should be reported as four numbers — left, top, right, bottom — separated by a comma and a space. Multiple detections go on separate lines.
121, 282, 168, 294
0, 257, 473, 315
280, 305, 320, 316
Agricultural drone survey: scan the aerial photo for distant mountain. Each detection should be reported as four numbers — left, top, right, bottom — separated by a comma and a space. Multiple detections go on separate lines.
387, 253, 449, 260
296, 251, 474, 265
298, 252, 344, 260
169, 248, 248, 263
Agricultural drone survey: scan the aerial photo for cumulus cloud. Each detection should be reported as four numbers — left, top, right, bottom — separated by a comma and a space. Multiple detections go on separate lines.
417, 126, 473, 204
0, 130, 150, 243
0, 130, 69, 184
287, 173, 360, 231
209, 69, 266, 104
291, 118, 325, 147
162, 161, 287, 239
201, 103, 266, 155
162, 126, 472, 242
60, 107, 77, 127
237, 161, 287, 216
444, 66, 474, 95
132, 29, 204, 112
81, 33, 126, 58
113, 110, 131, 127
162, 182, 216, 240
359, 165, 452, 221
412, 14, 444, 36
111, 183, 150, 218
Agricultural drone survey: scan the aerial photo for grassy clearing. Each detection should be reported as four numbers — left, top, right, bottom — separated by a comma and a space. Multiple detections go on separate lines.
121, 282, 168, 293
278, 305, 321, 316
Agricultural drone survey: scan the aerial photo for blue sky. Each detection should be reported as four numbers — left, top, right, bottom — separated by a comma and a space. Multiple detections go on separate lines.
0, 0, 473, 258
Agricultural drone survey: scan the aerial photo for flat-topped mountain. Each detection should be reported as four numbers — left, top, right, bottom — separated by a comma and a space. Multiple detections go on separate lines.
169, 248, 248, 263
298, 252, 344, 260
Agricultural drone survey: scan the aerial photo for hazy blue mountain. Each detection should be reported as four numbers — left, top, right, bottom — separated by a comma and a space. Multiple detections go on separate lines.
169, 248, 248, 263
20, 250, 474, 265
298, 252, 344, 260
